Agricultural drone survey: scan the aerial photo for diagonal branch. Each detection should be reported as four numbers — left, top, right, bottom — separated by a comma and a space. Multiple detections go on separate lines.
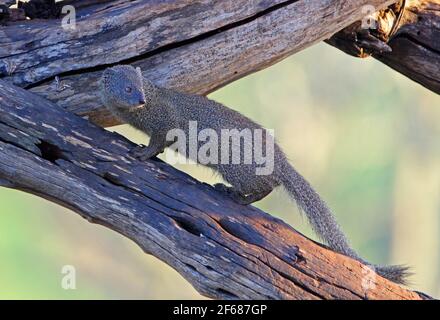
0, 0, 397, 126
0, 79, 430, 300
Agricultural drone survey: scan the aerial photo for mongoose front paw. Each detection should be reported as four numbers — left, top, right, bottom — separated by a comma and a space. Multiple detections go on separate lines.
213, 183, 230, 194
130, 145, 158, 161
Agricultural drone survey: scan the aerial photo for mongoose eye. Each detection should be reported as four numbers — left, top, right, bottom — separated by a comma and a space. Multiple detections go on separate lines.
125, 86, 132, 93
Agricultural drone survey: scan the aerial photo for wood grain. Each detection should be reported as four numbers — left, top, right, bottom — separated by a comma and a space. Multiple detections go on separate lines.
0, 0, 396, 126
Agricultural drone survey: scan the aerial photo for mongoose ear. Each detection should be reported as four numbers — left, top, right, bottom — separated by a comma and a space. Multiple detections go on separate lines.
103, 67, 116, 78
136, 67, 143, 78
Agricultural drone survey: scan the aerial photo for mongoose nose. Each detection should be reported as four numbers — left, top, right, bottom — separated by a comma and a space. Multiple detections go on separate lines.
139, 98, 146, 105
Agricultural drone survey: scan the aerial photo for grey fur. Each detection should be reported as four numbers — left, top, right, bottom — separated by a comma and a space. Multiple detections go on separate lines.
100, 65, 409, 284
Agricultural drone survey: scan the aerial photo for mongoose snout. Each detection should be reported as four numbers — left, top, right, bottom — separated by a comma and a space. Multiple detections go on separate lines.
100, 66, 146, 112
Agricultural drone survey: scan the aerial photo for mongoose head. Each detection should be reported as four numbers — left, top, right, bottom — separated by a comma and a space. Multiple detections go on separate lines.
100, 65, 147, 112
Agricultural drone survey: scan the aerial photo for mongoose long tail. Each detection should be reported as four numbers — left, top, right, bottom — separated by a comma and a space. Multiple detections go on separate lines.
279, 161, 409, 284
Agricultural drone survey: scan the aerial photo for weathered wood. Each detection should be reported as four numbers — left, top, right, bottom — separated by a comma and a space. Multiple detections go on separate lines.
0, 78, 431, 300
0, 0, 396, 126
328, 0, 440, 95
0, 1, 16, 7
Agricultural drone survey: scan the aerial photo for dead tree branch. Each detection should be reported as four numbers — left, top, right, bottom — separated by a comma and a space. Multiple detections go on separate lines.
0, 0, 396, 126
0, 79, 431, 300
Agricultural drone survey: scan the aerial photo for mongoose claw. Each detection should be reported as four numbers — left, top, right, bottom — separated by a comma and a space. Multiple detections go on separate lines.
130, 145, 156, 161
213, 183, 230, 194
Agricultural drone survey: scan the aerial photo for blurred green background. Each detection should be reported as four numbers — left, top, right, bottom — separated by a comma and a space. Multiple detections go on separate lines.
1, 43, 439, 299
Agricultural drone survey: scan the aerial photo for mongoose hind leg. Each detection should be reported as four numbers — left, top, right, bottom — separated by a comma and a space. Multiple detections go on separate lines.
131, 135, 167, 161
213, 183, 272, 205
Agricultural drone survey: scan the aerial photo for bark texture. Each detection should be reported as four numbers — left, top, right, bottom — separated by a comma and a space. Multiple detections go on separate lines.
1, 0, 396, 126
